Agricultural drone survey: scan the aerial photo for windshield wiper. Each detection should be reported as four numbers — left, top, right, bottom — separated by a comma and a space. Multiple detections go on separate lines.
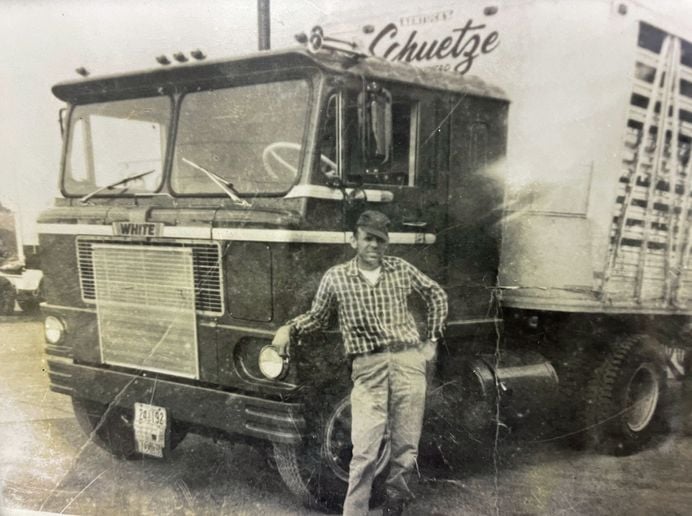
80, 169, 155, 204
182, 158, 251, 208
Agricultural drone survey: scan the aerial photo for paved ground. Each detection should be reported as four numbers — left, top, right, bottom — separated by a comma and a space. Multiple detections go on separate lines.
0, 313, 690, 515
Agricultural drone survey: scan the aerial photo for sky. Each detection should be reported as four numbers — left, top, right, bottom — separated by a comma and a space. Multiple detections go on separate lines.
1, 0, 692, 244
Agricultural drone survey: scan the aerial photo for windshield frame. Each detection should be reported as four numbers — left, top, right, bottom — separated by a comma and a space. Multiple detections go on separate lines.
169, 71, 318, 199
59, 94, 174, 199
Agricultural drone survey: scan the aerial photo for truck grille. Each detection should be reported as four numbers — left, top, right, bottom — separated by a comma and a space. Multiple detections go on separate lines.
92, 244, 199, 378
77, 237, 224, 315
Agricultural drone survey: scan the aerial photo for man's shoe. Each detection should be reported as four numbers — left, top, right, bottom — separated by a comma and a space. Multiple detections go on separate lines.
382, 499, 405, 516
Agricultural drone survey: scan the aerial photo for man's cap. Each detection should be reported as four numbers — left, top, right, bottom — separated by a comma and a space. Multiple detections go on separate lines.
356, 210, 390, 241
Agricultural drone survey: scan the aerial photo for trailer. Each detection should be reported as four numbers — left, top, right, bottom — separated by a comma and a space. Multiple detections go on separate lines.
37, 0, 690, 511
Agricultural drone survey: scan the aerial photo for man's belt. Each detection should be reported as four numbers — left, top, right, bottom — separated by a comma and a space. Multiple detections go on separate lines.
362, 341, 420, 356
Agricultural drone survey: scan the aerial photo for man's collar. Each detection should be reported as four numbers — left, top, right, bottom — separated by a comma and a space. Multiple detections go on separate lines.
347, 256, 395, 276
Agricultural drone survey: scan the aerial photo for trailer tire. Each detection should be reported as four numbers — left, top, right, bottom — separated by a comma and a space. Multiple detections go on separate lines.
72, 398, 188, 459
583, 335, 667, 455
272, 393, 389, 513
0, 277, 16, 315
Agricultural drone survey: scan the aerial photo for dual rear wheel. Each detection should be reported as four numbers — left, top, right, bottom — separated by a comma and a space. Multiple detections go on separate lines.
580, 335, 668, 455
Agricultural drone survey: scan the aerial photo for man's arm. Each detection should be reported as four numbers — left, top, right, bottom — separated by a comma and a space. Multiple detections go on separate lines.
407, 263, 449, 342
272, 271, 335, 356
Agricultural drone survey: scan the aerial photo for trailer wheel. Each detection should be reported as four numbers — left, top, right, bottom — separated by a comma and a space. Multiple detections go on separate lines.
72, 398, 188, 459
272, 393, 389, 513
584, 335, 667, 455
0, 277, 16, 315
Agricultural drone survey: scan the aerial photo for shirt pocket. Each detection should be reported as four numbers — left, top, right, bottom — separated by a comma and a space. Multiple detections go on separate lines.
394, 276, 413, 301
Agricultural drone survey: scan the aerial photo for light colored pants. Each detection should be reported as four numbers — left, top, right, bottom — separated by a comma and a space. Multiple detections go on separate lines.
342, 346, 428, 516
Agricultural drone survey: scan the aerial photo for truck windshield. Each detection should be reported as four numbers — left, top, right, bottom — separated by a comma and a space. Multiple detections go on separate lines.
63, 97, 171, 196
171, 79, 309, 195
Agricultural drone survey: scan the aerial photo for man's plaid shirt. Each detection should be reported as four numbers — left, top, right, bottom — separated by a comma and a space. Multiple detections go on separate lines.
290, 255, 448, 355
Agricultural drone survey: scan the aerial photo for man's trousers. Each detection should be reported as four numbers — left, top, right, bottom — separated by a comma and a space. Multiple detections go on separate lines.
342, 346, 428, 516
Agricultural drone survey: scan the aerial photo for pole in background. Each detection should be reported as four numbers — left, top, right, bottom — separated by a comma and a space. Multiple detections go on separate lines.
258, 0, 271, 50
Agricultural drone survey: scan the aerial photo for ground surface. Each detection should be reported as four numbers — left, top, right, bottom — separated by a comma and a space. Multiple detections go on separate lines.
0, 313, 690, 515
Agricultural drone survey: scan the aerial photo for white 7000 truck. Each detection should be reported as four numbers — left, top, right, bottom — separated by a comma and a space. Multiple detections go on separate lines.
38, 0, 691, 510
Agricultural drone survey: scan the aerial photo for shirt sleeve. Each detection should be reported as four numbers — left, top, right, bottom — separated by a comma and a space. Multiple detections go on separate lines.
288, 270, 336, 335
407, 261, 448, 340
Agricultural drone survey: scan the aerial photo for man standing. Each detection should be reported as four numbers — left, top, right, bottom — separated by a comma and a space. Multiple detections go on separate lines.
272, 210, 448, 516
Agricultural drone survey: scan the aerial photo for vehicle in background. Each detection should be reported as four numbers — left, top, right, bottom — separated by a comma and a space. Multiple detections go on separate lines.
0, 204, 43, 315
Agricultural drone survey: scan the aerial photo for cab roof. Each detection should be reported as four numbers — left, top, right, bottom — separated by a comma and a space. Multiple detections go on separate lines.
52, 47, 507, 104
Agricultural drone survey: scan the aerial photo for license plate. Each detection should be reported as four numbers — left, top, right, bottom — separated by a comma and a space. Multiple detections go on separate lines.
134, 402, 168, 458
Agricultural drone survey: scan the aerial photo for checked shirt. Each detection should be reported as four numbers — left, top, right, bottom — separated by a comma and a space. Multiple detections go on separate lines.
290, 255, 448, 355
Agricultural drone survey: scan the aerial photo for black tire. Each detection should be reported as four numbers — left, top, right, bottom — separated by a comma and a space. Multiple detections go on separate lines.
0, 277, 16, 315
682, 351, 692, 436
18, 279, 42, 314
583, 335, 668, 455
72, 397, 188, 459
272, 393, 390, 513
18, 298, 40, 314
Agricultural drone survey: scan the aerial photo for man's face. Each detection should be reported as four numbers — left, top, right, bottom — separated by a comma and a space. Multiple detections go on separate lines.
351, 227, 388, 270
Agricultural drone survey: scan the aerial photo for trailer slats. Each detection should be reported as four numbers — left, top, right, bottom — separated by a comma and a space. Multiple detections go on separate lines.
603, 23, 692, 307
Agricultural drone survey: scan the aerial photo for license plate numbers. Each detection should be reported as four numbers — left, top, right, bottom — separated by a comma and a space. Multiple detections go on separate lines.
134, 402, 168, 457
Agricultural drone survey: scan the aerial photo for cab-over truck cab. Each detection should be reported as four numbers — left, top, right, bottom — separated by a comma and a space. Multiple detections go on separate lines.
39, 46, 514, 510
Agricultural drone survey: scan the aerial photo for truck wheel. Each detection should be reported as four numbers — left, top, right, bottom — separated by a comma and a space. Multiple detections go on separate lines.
72, 398, 188, 459
682, 351, 692, 435
272, 394, 390, 513
0, 277, 16, 315
584, 335, 667, 455
18, 298, 40, 314
18, 279, 42, 314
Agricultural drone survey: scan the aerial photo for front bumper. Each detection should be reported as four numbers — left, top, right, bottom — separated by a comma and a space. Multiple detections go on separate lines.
47, 357, 305, 444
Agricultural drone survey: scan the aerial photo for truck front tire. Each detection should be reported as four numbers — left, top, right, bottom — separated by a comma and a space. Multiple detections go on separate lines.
18, 298, 40, 314
272, 393, 389, 512
72, 397, 188, 459
584, 335, 667, 455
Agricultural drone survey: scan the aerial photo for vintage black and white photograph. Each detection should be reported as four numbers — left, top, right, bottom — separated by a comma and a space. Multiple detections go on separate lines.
1, 1, 691, 514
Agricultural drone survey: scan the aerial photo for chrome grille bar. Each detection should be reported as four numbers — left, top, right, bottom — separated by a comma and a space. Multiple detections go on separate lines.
77, 237, 224, 315
93, 244, 199, 379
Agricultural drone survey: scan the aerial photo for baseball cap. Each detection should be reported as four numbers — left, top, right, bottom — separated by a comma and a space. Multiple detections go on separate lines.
356, 210, 390, 241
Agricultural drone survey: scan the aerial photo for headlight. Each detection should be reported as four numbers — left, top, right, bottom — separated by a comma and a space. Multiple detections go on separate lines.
44, 316, 65, 344
258, 345, 288, 380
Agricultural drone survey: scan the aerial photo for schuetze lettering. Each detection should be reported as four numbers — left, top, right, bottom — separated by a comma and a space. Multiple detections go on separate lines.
368, 18, 500, 74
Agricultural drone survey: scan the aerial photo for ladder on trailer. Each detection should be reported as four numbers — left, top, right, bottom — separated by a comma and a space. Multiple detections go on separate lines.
603, 26, 692, 308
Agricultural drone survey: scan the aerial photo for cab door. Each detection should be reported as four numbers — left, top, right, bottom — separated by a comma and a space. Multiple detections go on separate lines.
339, 84, 451, 282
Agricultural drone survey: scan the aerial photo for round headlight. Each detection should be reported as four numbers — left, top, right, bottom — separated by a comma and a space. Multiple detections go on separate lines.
258, 345, 288, 380
44, 316, 65, 344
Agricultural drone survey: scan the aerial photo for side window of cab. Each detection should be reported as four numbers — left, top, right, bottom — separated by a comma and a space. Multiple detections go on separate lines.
318, 85, 435, 190
332, 86, 420, 187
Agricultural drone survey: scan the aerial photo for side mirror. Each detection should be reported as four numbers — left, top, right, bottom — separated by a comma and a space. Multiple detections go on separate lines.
359, 82, 392, 167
